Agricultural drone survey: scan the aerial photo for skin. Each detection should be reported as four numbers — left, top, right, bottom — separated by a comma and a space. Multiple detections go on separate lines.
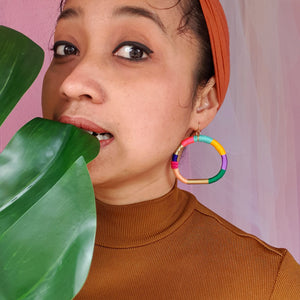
42, 0, 219, 205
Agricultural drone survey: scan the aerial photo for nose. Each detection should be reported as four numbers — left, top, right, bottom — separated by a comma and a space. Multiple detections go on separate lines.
59, 58, 105, 104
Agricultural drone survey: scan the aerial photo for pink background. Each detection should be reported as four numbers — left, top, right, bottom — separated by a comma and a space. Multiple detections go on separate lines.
1, 1, 300, 262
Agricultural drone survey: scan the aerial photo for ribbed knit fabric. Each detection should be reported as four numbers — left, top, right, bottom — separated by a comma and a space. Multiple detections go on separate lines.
75, 186, 300, 299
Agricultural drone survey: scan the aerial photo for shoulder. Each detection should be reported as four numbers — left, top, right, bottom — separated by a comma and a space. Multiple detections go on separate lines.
178, 188, 300, 298
179, 188, 287, 256
270, 249, 300, 299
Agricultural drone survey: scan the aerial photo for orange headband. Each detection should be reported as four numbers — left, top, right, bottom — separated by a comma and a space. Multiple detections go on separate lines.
199, 0, 230, 107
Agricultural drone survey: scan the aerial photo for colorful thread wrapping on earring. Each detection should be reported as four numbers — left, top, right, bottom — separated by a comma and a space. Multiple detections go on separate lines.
171, 135, 228, 184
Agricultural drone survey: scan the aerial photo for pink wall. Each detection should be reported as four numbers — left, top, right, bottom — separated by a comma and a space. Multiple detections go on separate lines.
0, 1, 58, 149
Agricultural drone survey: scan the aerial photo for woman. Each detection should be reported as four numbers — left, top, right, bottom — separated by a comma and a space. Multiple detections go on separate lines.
42, 0, 300, 298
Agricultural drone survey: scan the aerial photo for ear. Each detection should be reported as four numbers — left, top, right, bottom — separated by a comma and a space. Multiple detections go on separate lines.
189, 77, 219, 134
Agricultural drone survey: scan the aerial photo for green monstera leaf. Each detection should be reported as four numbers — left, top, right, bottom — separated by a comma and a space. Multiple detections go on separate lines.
0, 27, 100, 299
0, 26, 44, 126
0, 119, 99, 300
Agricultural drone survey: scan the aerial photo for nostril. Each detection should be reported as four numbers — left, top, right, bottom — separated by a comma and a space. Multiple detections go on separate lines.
83, 94, 92, 99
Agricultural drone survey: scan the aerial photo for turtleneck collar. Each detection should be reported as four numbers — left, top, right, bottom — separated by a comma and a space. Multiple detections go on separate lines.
95, 185, 195, 248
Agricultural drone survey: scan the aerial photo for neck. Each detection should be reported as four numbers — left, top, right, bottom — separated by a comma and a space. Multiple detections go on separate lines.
93, 168, 176, 205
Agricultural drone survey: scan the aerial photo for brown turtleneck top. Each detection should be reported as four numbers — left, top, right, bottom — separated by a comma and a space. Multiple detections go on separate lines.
75, 186, 300, 299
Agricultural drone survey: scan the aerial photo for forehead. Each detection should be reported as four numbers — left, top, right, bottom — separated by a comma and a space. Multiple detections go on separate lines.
62, 0, 182, 9
60, 0, 185, 33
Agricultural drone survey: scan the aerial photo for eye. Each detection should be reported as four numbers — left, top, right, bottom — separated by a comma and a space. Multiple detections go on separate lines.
51, 41, 79, 58
113, 41, 153, 61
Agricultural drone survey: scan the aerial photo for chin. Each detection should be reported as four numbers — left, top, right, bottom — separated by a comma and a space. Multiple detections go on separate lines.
87, 160, 113, 188
87, 159, 101, 183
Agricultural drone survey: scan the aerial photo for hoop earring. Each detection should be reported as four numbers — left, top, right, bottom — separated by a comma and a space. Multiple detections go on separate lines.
171, 135, 228, 184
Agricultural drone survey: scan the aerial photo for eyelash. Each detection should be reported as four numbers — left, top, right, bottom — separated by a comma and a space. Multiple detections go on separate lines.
51, 41, 79, 58
112, 41, 153, 61
51, 40, 153, 61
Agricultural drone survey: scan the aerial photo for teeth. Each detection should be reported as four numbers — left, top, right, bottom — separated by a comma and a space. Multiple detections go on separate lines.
84, 130, 113, 141
96, 133, 113, 141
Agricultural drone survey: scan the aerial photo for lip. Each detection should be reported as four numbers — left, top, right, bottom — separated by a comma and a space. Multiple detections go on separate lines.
59, 115, 107, 133
58, 115, 114, 147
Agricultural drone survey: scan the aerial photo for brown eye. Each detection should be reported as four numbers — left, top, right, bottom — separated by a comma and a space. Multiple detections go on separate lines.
113, 41, 153, 61
52, 41, 79, 57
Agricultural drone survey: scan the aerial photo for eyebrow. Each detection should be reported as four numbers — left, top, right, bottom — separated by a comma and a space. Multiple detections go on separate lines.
57, 7, 81, 22
56, 5, 167, 34
113, 6, 167, 34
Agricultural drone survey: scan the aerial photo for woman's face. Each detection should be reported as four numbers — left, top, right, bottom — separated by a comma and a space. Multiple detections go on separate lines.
42, 0, 202, 199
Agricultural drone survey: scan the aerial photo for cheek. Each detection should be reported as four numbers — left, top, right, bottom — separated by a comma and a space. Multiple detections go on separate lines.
118, 79, 193, 150
41, 69, 62, 119
124, 74, 193, 123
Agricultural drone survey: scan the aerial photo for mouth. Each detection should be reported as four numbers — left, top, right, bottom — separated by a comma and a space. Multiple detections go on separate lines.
58, 115, 114, 145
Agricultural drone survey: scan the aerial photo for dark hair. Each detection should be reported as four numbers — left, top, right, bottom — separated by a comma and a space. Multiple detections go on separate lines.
59, 0, 214, 88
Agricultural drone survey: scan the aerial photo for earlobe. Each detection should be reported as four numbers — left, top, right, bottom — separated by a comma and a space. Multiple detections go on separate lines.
190, 76, 219, 132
